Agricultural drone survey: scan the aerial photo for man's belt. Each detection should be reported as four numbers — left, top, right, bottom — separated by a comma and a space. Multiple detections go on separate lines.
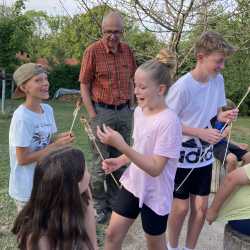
93, 101, 129, 110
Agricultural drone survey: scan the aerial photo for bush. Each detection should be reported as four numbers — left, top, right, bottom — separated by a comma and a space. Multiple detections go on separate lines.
48, 63, 81, 97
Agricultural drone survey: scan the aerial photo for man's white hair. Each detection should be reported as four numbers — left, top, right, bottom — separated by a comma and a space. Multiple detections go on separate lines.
102, 11, 123, 30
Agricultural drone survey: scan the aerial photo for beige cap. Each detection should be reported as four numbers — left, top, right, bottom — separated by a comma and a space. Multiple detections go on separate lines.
13, 63, 46, 98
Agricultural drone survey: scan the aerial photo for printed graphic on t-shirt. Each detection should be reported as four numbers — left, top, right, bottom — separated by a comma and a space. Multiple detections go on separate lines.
31, 123, 52, 150
179, 138, 213, 165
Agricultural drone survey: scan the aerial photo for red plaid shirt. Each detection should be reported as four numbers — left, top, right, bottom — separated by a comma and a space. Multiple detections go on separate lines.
79, 39, 137, 105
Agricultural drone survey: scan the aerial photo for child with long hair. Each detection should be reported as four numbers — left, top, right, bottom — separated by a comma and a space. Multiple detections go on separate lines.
12, 147, 98, 250
9, 63, 73, 212
96, 49, 182, 250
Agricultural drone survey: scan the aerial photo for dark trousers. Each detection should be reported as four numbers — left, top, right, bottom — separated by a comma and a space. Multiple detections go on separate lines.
229, 219, 250, 236
89, 104, 133, 212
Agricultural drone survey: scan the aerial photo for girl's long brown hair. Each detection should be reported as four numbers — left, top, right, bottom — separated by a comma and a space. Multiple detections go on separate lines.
12, 147, 94, 250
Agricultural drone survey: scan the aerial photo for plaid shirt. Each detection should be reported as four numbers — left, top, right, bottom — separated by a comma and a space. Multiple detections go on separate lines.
79, 39, 137, 105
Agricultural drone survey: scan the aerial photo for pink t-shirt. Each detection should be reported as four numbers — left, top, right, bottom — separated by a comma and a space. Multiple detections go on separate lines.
120, 107, 182, 216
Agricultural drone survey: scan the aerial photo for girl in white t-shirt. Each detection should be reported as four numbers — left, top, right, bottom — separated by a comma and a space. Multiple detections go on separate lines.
97, 49, 182, 250
9, 63, 74, 211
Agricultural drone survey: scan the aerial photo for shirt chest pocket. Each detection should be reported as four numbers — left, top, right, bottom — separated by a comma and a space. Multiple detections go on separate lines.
96, 64, 110, 83
120, 63, 131, 80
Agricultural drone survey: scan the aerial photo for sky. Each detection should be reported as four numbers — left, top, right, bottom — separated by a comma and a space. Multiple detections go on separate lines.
4, 0, 82, 16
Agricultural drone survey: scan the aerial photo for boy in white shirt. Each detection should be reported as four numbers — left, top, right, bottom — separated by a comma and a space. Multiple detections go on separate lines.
9, 63, 74, 212
166, 31, 238, 250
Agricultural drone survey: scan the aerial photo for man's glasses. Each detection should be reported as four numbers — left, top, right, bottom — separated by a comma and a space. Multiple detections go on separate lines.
103, 30, 123, 36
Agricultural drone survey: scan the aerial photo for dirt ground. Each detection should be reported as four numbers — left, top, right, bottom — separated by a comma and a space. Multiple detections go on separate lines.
122, 194, 225, 250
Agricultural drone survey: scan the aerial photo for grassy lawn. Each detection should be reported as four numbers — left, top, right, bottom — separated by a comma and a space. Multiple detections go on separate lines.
0, 99, 249, 249
0, 99, 105, 249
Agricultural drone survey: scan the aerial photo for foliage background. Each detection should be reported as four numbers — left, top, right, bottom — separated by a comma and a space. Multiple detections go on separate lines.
1, 0, 250, 114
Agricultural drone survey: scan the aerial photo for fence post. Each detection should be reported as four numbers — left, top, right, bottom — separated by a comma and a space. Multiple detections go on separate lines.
1, 68, 6, 114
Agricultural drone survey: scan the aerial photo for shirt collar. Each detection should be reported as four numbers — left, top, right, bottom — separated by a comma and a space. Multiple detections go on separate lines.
101, 38, 122, 54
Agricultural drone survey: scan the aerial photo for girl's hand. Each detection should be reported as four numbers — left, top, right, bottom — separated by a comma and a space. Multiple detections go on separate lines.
102, 158, 123, 174
218, 109, 239, 123
97, 124, 126, 150
206, 207, 218, 225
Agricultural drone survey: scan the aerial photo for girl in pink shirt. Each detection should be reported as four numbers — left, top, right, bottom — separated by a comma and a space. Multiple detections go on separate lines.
97, 49, 182, 250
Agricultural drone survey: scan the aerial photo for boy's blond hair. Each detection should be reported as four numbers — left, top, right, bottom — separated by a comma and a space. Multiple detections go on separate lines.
194, 31, 236, 57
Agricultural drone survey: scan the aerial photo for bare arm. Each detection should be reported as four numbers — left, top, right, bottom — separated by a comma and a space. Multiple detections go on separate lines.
182, 125, 223, 145
120, 143, 168, 177
206, 167, 250, 224
16, 133, 74, 165
84, 188, 99, 250
80, 84, 96, 119
97, 125, 168, 177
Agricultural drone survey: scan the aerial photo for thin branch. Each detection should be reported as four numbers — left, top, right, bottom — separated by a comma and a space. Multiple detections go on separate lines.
134, 0, 176, 32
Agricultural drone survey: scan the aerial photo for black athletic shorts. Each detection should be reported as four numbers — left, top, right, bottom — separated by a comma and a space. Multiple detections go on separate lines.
112, 187, 168, 235
173, 164, 212, 200
213, 142, 248, 162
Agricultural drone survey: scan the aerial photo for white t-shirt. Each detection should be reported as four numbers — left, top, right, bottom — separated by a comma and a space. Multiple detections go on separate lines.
9, 104, 57, 202
166, 72, 226, 169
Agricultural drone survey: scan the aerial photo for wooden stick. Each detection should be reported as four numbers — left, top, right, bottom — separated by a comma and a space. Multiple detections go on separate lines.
176, 86, 250, 192
236, 86, 250, 109
80, 116, 121, 189
69, 98, 82, 134
220, 86, 250, 132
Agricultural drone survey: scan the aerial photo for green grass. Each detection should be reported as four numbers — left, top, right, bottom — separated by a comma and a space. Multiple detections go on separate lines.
0, 100, 98, 249
0, 99, 250, 249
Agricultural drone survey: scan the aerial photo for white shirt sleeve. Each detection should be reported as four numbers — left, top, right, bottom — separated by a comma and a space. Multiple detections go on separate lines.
166, 82, 187, 116
50, 107, 57, 134
11, 118, 33, 148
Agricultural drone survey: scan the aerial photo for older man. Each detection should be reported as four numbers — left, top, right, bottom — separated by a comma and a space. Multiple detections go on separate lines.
79, 11, 136, 224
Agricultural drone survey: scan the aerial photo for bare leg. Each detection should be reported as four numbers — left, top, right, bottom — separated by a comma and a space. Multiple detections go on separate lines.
185, 194, 208, 249
167, 198, 189, 248
226, 153, 238, 173
104, 212, 135, 250
145, 232, 166, 250
242, 152, 250, 165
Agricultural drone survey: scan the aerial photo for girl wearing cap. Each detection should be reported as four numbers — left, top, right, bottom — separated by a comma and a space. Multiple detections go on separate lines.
9, 63, 74, 212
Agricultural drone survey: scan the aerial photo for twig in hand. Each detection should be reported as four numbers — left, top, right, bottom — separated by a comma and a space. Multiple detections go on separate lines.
70, 98, 82, 134
80, 116, 121, 190
220, 86, 250, 132
236, 86, 250, 109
